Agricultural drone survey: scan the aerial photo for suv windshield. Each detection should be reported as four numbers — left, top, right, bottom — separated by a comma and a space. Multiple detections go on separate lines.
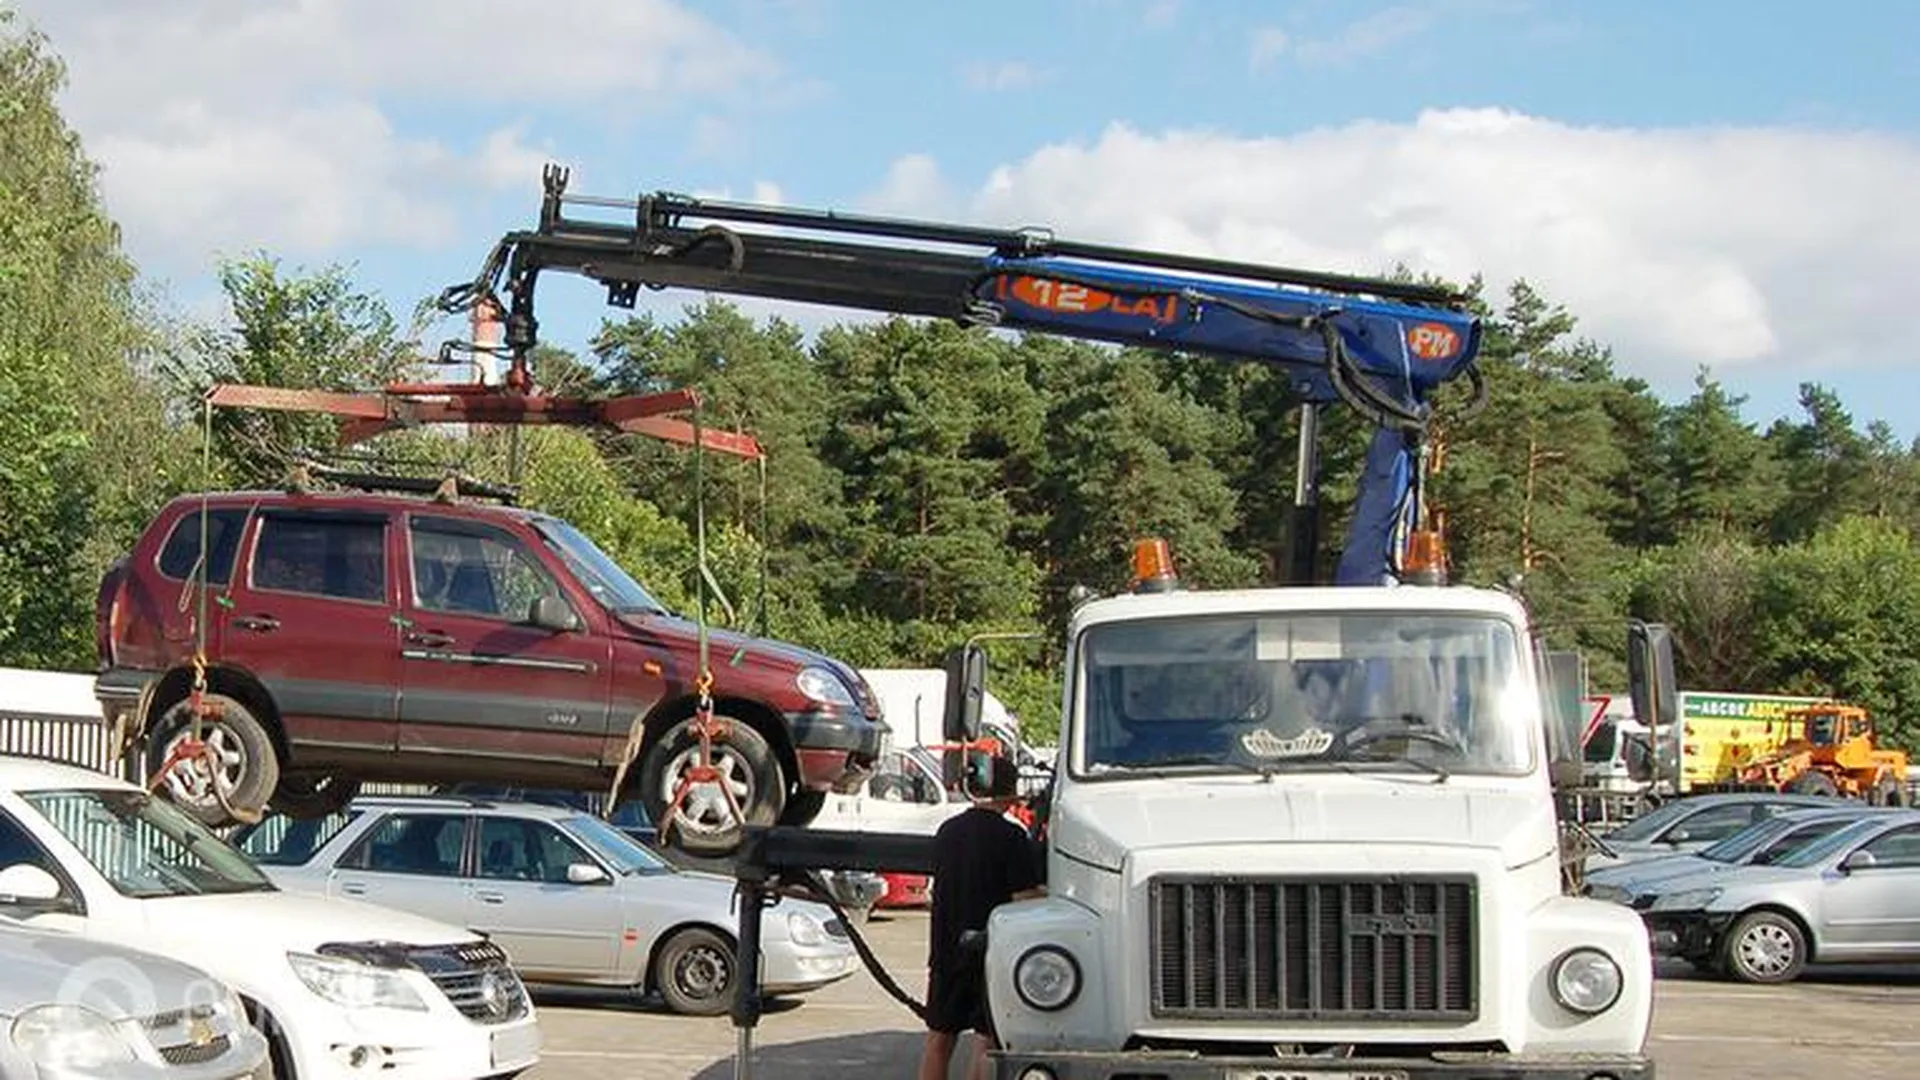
562, 814, 672, 875
22, 788, 274, 898
1074, 610, 1533, 778
533, 517, 669, 615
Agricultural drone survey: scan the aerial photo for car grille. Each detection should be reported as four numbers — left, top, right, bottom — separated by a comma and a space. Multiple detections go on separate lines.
141, 1004, 233, 1066
158, 1036, 232, 1064
1149, 875, 1477, 1022
407, 940, 531, 1024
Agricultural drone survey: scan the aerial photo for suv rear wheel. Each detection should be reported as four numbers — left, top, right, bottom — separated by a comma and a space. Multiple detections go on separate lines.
637, 716, 786, 856
146, 692, 280, 828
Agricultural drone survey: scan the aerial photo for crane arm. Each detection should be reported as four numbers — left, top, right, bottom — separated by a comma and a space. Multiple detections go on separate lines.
437, 164, 1489, 584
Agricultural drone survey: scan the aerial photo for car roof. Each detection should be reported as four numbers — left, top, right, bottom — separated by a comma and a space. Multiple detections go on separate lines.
160, 489, 550, 524
346, 794, 585, 820
0, 755, 138, 792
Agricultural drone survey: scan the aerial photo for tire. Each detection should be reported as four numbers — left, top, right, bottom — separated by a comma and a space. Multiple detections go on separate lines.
146, 692, 280, 828
637, 716, 785, 857
782, 789, 827, 827
1789, 771, 1839, 797
653, 927, 737, 1017
270, 773, 361, 819
1720, 910, 1807, 984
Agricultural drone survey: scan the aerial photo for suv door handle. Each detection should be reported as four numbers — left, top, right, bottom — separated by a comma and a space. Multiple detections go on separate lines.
475, 890, 506, 904
233, 615, 279, 633
407, 629, 454, 648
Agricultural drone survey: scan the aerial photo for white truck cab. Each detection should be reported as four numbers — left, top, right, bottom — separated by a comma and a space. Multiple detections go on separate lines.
967, 546, 1656, 1080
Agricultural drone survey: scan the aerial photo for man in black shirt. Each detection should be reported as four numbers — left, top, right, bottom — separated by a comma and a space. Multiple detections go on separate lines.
918, 751, 1045, 1080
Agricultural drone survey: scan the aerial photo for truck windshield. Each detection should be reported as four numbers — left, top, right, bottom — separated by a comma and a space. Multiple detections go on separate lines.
1073, 610, 1533, 778
533, 518, 669, 615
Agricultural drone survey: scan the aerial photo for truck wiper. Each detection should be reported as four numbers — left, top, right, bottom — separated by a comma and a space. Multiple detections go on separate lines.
1338, 750, 1451, 783
1111, 755, 1294, 781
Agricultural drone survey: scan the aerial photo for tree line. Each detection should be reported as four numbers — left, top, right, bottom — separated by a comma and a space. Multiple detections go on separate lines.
8, 14, 1920, 747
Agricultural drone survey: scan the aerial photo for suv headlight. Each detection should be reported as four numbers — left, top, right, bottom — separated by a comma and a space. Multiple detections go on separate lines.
10, 1004, 136, 1068
786, 911, 827, 947
287, 952, 429, 1012
1650, 887, 1722, 912
1014, 946, 1080, 1011
796, 667, 858, 708
1550, 948, 1623, 1015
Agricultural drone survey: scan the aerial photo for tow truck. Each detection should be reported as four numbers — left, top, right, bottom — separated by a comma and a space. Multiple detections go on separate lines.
220, 165, 1659, 1080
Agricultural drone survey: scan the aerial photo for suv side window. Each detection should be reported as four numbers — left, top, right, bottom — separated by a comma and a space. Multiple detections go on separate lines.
476, 817, 596, 884
157, 507, 250, 584
409, 517, 568, 623
250, 513, 388, 603
339, 813, 469, 876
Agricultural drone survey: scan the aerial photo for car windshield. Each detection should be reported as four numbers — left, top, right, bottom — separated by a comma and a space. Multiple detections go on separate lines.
22, 788, 275, 898
230, 810, 361, 866
1748, 818, 1856, 865
1602, 799, 1699, 843
1074, 610, 1534, 778
532, 517, 669, 615
1699, 815, 1801, 863
1772, 816, 1886, 869
562, 814, 673, 875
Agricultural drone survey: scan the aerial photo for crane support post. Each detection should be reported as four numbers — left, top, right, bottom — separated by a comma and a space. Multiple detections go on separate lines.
439, 164, 1489, 584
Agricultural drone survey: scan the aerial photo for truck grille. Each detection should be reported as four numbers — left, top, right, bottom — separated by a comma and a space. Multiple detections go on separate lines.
1149, 875, 1477, 1022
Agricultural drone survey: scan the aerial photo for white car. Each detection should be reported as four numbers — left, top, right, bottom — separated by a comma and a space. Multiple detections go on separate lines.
0, 756, 542, 1080
235, 794, 862, 1016
0, 909, 268, 1080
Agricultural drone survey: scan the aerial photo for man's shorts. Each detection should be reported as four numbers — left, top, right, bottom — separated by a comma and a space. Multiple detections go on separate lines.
925, 961, 993, 1037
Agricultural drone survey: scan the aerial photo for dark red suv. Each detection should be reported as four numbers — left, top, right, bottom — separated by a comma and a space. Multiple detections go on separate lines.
94, 482, 887, 853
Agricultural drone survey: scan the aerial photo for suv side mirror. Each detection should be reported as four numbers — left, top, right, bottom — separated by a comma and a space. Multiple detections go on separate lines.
942, 643, 987, 743
529, 595, 581, 633
0, 863, 64, 910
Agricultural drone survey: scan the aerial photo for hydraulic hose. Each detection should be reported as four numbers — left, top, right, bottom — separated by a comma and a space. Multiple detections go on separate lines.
795, 869, 929, 1021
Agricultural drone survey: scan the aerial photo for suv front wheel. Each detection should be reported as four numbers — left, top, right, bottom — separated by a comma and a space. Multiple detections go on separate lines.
145, 692, 280, 828
637, 716, 786, 856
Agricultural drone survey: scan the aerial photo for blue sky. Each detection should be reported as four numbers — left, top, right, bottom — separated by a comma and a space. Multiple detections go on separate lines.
19, 0, 1920, 441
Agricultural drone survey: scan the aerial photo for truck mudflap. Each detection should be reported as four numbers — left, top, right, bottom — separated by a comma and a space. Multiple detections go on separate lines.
990, 1050, 1655, 1080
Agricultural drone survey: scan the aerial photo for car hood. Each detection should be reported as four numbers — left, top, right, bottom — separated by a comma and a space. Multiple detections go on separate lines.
1052, 776, 1557, 871
1586, 851, 1710, 887
613, 614, 876, 709
130, 890, 479, 953
1649, 862, 1815, 897
0, 921, 228, 1019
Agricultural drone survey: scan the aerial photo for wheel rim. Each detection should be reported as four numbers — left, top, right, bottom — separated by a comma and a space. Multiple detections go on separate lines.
1736, 923, 1796, 977
160, 723, 246, 807
660, 746, 753, 837
673, 943, 731, 1001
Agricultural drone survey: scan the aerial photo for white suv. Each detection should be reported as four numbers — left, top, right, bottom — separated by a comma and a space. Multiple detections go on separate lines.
0, 756, 542, 1080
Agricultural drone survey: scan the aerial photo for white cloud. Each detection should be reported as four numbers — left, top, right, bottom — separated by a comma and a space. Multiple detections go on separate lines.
9, 0, 781, 277
855, 109, 1920, 382
963, 60, 1044, 93
1249, 27, 1290, 69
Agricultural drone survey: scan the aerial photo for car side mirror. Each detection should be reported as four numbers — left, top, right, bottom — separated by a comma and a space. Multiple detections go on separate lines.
529, 595, 581, 633
0, 863, 65, 910
1666, 828, 1691, 845
1842, 849, 1877, 873
565, 862, 610, 885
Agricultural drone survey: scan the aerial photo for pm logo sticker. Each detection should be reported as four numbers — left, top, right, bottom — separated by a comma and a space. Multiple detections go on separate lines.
1406, 322, 1462, 362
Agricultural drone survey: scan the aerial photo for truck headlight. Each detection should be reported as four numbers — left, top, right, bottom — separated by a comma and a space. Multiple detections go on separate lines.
796, 667, 857, 708
1650, 887, 1721, 912
1014, 946, 1080, 1011
288, 952, 429, 1012
787, 911, 827, 947
10, 1004, 136, 1068
1550, 948, 1622, 1015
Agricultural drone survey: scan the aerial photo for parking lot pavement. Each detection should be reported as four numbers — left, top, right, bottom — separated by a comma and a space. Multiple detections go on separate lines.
522, 910, 1920, 1080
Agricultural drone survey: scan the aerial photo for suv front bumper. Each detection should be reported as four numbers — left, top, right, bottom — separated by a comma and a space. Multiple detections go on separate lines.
991, 1051, 1654, 1080
787, 708, 886, 790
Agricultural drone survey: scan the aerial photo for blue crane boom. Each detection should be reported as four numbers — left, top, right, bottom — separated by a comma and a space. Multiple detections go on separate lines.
435, 164, 1487, 585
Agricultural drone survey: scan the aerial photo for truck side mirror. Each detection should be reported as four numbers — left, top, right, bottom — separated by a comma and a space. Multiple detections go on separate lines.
1627, 621, 1677, 730
943, 643, 987, 743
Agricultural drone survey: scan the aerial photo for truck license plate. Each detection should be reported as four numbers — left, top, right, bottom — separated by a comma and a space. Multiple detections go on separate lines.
1226, 1071, 1408, 1080
490, 1025, 541, 1069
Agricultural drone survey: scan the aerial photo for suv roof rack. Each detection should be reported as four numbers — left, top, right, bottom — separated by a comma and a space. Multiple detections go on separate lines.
285, 453, 522, 505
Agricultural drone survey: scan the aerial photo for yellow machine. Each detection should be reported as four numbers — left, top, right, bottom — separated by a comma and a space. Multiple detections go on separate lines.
1728, 703, 1910, 804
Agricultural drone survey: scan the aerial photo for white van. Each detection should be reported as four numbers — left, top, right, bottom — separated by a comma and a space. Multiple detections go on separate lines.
0, 757, 541, 1080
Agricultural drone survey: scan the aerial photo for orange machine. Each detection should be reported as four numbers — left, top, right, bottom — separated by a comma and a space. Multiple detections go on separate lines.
1734, 703, 1910, 804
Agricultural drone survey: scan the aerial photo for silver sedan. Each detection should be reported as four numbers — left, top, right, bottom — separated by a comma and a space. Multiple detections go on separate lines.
234, 795, 862, 1016
1639, 807, 1920, 983
1583, 804, 1886, 907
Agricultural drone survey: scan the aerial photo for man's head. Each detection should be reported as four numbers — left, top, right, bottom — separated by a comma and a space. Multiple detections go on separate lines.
965, 750, 1021, 804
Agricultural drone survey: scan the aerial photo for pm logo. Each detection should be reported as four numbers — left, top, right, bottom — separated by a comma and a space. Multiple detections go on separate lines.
1347, 912, 1438, 935
1406, 322, 1461, 362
